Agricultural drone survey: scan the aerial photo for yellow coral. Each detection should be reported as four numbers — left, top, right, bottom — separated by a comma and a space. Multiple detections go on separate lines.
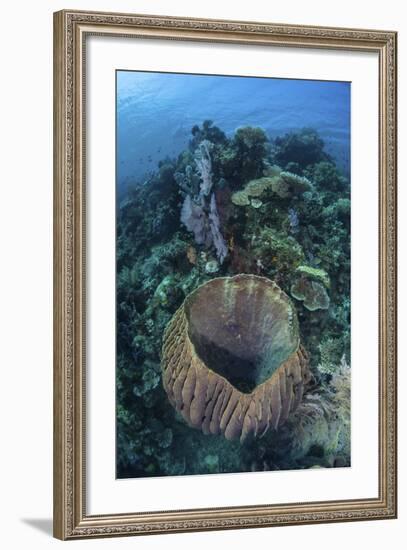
231, 176, 278, 206
231, 168, 311, 206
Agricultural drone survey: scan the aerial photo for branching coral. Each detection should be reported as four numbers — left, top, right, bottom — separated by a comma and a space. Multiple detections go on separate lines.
226, 126, 269, 183
305, 160, 347, 192
272, 128, 329, 170
118, 265, 139, 288
234, 127, 268, 166
317, 337, 344, 375
251, 227, 305, 277
322, 197, 351, 224
190, 119, 227, 149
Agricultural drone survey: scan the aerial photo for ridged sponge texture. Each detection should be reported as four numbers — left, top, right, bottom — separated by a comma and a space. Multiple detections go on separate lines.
162, 275, 310, 442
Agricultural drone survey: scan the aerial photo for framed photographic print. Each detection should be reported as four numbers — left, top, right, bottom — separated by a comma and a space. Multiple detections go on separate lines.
53, 9, 397, 540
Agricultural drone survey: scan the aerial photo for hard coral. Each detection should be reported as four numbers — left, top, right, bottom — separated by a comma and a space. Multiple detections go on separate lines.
251, 227, 305, 277
295, 265, 330, 288
231, 170, 311, 205
190, 120, 227, 149
231, 176, 276, 206
271, 171, 312, 198
273, 128, 328, 171
232, 126, 269, 182
306, 160, 347, 192
291, 276, 330, 311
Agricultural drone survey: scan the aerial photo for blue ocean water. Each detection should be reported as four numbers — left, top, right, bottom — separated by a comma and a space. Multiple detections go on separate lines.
117, 71, 350, 190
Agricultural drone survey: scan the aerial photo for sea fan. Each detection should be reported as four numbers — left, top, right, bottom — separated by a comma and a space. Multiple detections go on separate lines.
195, 140, 214, 196
286, 356, 350, 462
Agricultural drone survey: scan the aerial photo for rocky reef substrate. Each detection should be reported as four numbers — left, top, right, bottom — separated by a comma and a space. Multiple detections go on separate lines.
117, 121, 351, 478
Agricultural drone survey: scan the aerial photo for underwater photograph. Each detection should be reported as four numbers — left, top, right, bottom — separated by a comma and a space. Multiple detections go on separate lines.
116, 70, 351, 479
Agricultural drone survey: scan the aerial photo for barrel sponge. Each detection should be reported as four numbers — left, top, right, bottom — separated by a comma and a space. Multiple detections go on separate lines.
161, 275, 310, 442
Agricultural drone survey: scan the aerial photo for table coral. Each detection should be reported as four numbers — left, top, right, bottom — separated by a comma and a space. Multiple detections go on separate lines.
271, 171, 312, 198
291, 277, 330, 311
295, 265, 330, 288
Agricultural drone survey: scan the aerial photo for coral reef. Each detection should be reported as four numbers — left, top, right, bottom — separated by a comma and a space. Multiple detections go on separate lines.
231, 176, 276, 206
162, 275, 310, 441
291, 277, 330, 311
195, 139, 214, 196
180, 195, 208, 245
295, 265, 330, 288
179, 139, 228, 262
231, 170, 311, 205
272, 128, 329, 171
282, 356, 351, 465
116, 121, 350, 478
317, 337, 344, 375
271, 171, 312, 198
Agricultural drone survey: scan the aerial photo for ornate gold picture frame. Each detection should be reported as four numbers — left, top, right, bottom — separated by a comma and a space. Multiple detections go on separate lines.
53, 9, 397, 540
